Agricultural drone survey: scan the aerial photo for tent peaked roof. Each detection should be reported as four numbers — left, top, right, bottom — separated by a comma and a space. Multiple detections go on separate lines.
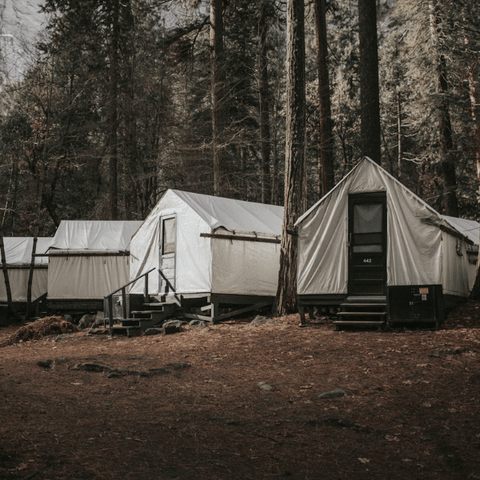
296, 157, 479, 245
171, 189, 284, 236
2, 237, 53, 265
49, 220, 143, 252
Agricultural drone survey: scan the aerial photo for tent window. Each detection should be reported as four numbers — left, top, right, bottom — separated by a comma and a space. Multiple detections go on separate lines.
162, 218, 176, 255
353, 203, 383, 233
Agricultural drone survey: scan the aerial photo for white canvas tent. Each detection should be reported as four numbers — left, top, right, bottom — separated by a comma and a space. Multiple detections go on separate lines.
296, 157, 479, 306
47, 221, 142, 304
128, 190, 283, 313
0, 237, 53, 303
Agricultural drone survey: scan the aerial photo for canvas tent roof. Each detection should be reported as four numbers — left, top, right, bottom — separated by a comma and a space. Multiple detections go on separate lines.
49, 221, 143, 253
296, 157, 479, 244
442, 216, 480, 245
2, 237, 52, 266
166, 190, 284, 236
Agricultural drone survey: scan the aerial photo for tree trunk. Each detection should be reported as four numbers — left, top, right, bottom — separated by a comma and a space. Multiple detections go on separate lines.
465, 5, 480, 299
428, 2, 458, 217
274, 0, 306, 316
259, 1, 272, 204
437, 54, 459, 216
314, 0, 334, 197
210, 0, 227, 197
358, 0, 381, 165
109, 0, 120, 219
397, 91, 403, 178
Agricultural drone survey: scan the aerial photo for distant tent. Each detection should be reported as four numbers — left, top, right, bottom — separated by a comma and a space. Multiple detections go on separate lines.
0, 237, 53, 303
47, 221, 142, 306
129, 189, 283, 301
296, 157, 479, 306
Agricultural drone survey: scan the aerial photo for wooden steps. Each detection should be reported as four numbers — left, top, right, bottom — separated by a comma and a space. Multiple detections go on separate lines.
335, 296, 387, 331
110, 302, 179, 336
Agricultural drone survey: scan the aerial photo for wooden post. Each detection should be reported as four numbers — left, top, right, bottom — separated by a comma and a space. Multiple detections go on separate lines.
25, 236, 38, 321
108, 295, 114, 335
121, 287, 127, 319
0, 229, 19, 321
144, 273, 149, 303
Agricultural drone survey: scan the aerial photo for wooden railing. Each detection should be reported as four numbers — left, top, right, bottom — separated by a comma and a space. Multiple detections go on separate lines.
104, 268, 155, 333
104, 267, 182, 334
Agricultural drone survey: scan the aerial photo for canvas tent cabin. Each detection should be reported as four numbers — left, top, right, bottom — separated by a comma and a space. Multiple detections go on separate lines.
0, 237, 53, 318
46, 221, 142, 312
296, 157, 479, 329
126, 189, 283, 323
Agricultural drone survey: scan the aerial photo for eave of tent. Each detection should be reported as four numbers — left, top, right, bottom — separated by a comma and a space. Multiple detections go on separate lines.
48, 220, 143, 253
2, 237, 53, 266
170, 190, 284, 237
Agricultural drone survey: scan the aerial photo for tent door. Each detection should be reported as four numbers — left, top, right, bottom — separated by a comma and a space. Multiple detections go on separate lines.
159, 216, 176, 294
348, 193, 387, 295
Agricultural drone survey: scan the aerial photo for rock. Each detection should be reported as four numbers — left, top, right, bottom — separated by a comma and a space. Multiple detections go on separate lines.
163, 320, 187, 335
94, 311, 105, 326
249, 316, 278, 326
73, 363, 110, 373
318, 389, 350, 399
258, 381, 273, 393
55, 334, 73, 342
37, 359, 53, 369
148, 367, 170, 375
144, 328, 163, 336
63, 314, 74, 324
78, 314, 95, 329
169, 362, 190, 370
189, 320, 206, 328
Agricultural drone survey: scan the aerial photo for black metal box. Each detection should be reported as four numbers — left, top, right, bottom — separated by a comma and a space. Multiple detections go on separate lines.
387, 285, 444, 324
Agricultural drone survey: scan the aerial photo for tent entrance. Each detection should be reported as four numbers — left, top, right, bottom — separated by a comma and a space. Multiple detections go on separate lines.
159, 216, 176, 294
348, 193, 387, 295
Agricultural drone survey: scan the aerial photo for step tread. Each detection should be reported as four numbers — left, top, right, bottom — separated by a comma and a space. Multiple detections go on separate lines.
341, 303, 386, 308
334, 320, 385, 326
337, 311, 386, 316
346, 296, 386, 303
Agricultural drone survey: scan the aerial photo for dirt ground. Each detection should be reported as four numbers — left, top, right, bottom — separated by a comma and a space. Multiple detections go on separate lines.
1, 302, 480, 480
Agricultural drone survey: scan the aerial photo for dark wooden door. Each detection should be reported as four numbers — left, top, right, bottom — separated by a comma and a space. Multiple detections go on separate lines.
348, 193, 387, 295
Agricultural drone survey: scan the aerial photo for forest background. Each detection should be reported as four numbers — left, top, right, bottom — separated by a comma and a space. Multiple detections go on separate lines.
0, 0, 479, 238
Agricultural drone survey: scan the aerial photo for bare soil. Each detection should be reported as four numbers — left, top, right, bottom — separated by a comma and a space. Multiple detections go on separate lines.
1, 303, 480, 480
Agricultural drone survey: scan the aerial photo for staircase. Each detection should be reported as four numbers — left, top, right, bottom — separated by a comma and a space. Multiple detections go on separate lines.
334, 296, 387, 331
110, 296, 181, 337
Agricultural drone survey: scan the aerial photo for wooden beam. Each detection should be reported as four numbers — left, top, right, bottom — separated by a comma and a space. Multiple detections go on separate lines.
200, 233, 280, 244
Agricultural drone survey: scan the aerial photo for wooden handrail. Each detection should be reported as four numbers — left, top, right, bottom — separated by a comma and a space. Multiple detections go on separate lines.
104, 268, 155, 334
104, 267, 182, 334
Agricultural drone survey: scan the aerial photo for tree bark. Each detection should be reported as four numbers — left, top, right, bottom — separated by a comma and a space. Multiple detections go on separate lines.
437, 53, 459, 216
464, 3, 480, 299
274, 0, 306, 316
210, 0, 227, 197
358, 0, 381, 165
259, 1, 272, 204
109, 0, 120, 219
314, 0, 334, 197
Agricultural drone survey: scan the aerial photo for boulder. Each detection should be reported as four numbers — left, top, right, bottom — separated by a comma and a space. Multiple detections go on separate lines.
78, 314, 95, 329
